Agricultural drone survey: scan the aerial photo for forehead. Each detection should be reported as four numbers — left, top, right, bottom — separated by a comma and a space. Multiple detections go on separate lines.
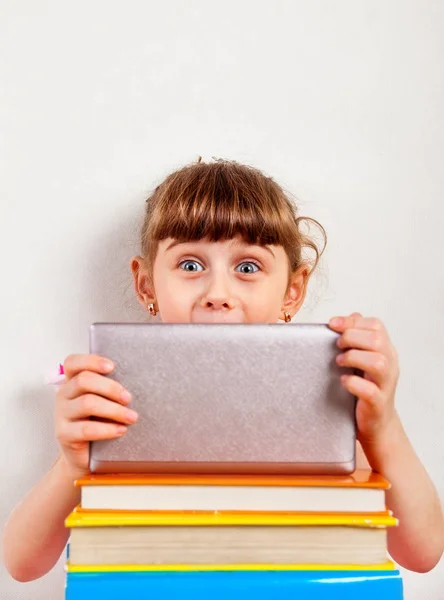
159, 236, 278, 257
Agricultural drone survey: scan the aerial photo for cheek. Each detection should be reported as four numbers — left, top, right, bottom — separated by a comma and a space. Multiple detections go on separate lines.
156, 288, 191, 322
242, 283, 284, 315
250, 274, 287, 300
154, 273, 196, 320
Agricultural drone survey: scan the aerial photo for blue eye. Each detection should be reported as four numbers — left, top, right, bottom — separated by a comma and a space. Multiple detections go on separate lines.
179, 260, 204, 272
235, 262, 260, 274
178, 260, 260, 274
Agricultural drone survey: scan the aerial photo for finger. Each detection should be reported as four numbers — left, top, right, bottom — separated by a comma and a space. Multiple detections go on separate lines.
61, 370, 132, 405
66, 394, 138, 425
63, 354, 114, 380
65, 394, 139, 424
340, 374, 381, 408
337, 328, 389, 353
336, 350, 388, 387
329, 315, 386, 334
57, 420, 128, 444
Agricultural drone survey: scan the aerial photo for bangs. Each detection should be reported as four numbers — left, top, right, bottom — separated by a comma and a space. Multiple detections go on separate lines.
145, 161, 296, 248
141, 159, 326, 276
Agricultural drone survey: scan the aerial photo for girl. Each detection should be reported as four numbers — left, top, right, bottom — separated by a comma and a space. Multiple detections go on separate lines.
3, 159, 443, 581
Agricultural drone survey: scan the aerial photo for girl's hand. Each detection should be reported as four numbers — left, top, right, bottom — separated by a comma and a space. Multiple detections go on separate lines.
54, 354, 138, 478
328, 312, 400, 445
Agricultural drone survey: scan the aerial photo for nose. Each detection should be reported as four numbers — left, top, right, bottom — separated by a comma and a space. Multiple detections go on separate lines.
200, 274, 236, 311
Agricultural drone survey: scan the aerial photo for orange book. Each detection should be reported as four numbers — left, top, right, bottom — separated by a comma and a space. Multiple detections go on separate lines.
75, 469, 390, 513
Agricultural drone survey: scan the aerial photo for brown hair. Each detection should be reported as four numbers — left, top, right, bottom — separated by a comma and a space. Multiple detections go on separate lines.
140, 158, 326, 286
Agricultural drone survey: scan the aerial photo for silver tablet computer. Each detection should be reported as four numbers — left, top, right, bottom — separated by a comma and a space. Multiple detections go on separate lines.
89, 323, 358, 475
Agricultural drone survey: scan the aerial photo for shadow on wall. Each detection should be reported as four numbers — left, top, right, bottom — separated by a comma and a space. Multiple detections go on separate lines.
20, 383, 59, 470
82, 203, 159, 324
1, 383, 60, 535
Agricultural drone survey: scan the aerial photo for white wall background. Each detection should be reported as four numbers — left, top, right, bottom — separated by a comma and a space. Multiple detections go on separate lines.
1, 1, 443, 598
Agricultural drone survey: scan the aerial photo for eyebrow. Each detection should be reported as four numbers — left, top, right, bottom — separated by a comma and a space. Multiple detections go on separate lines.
165, 240, 276, 258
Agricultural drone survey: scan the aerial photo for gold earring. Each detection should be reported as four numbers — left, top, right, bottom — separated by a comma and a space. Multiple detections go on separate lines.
284, 311, 292, 323
148, 303, 157, 316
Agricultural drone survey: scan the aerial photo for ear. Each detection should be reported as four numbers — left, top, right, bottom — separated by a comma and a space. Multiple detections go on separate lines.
280, 264, 311, 321
130, 255, 156, 310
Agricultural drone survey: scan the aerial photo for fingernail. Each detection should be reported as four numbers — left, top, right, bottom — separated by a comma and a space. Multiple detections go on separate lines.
126, 409, 138, 423
121, 390, 132, 403
330, 317, 344, 327
116, 425, 127, 434
102, 360, 114, 372
336, 353, 345, 364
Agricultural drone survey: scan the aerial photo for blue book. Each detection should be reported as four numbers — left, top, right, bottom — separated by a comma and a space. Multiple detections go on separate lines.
66, 569, 403, 599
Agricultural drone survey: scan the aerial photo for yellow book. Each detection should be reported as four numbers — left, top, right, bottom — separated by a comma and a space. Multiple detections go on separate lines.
66, 561, 396, 573
65, 507, 396, 567
66, 506, 397, 528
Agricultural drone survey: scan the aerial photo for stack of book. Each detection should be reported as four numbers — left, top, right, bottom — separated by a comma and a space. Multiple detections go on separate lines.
64, 470, 404, 599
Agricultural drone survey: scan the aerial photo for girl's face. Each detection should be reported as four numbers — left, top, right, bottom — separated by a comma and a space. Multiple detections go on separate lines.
132, 237, 309, 324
